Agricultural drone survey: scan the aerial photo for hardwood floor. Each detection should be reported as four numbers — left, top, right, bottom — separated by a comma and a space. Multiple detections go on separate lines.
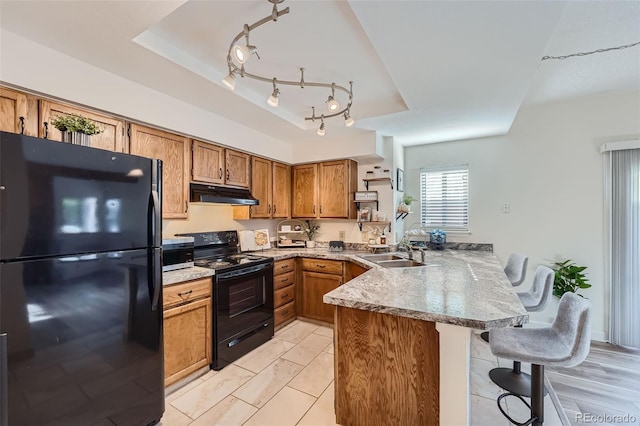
546, 342, 640, 425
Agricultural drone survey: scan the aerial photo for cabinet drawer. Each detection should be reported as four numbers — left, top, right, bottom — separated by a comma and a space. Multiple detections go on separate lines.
274, 284, 295, 308
275, 301, 295, 326
274, 271, 295, 290
301, 258, 343, 275
274, 258, 295, 275
163, 277, 212, 309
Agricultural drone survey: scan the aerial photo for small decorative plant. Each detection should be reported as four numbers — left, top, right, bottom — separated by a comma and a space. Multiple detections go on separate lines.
303, 220, 320, 240
50, 113, 103, 135
403, 194, 414, 205
551, 260, 591, 298
398, 194, 414, 213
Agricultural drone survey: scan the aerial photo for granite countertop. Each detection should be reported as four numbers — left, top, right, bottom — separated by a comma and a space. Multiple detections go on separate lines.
161, 247, 527, 330
323, 250, 528, 330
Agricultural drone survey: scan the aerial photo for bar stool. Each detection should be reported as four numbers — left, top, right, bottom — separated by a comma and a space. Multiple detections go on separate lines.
489, 265, 554, 397
481, 253, 529, 342
490, 292, 591, 425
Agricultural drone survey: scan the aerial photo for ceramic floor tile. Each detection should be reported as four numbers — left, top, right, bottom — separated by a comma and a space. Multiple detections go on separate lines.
471, 394, 510, 426
170, 364, 255, 419
324, 343, 334, 354
471, 332, 497, 362
297, 381, 338, 426
274, 320, 297, 337
470, 357, 503, 400
288, 352, 334, 397
275, 321, 319, 344
189, 395, 257, 426
199, 370, 220, 381
232, 359, 304, 408
157, 404, 192, 426
281, 333, 333, 366
243, 386, 316, 426
313, 325, 334, 338
233, 338, 296, 373
166, 378, 205, 404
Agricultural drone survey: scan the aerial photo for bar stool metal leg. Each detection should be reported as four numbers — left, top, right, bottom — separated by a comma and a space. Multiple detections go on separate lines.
532, 364, 544, 426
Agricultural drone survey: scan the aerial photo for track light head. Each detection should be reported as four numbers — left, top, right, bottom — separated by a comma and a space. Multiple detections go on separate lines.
222, 73, 236, 90
233, 44, 257, 65
317, 116, 326, 136
327, 95, 339, 112
344, 111, 355, 127
267, 88, 280, 107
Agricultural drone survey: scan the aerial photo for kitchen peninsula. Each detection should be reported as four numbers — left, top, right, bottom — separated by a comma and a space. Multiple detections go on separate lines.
323, 250, 527, 426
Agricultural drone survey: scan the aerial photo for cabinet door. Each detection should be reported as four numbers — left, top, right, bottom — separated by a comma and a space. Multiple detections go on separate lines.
192, 140, 224, 184
129, 124, 190, 219
225, 148, 250, 188
163, 297, 212, 387
292, 163, 318, 218
39, 100, 125, 152
301, 270, 342, 324
272, 162, 291, 218
0, 87, 38, 136
250, 156, 273, 218
319, 160, 354, 218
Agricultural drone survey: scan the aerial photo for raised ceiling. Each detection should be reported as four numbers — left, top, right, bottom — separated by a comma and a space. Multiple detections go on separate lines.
1, 0, 638, 147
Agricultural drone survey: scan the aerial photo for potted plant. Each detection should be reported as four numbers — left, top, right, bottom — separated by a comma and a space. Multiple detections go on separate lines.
397, 194, 414, 213
303, 220, 320, 248
551, 259, 591, 298
50, 113, 102, 146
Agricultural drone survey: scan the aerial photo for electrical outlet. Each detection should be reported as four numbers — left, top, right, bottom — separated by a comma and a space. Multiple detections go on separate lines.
501, 203, 511, 214
339, 230, 345, 241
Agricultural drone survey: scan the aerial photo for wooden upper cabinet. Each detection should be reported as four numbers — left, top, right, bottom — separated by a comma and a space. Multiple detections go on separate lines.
292, 160, 357, 219
129, 124, 190, 219
272, 162, 291, 218
39, 100, 125, 152
292, 163, 319, 218
319, 160, 357, 218
225, 149, 250, 188
0, 87, 38, 136
250, 156, 273, 218
192, 140, 224, 184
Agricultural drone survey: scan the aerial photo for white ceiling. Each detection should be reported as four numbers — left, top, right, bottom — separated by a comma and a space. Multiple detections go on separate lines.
1, 0, 638, 147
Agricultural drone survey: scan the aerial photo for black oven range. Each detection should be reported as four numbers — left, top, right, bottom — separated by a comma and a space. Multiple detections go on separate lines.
175, 230, 274, 370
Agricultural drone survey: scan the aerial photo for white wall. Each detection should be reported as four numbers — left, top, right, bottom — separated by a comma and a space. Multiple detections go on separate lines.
0, 29, 293, 162
404, 90, 640, 342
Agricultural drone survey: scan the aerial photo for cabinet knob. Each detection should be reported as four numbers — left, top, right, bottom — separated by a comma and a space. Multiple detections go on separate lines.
283, 293, 289, 298
178, 289, 193, 298
320, 205, 323, 214
313, 205, 316, 214
316, 264, 326, 268
219, 167, 223, 179
226, 169, 230, 180
282, 277, 288, 282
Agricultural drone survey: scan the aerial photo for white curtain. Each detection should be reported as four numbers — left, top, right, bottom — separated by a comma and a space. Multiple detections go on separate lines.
606, 146, 640, 348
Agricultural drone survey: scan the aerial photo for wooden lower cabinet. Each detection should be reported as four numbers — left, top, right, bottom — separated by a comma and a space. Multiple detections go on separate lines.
163, 278, 212, 387
274, 259, 296, 329
299, 259, 344, 324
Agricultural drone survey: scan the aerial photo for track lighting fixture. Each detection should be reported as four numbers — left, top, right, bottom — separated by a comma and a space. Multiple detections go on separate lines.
267, 78, 280, 107
223, 0, 355, 134
344, 110, 355, 127
317, 116, 326, 136
222, 72, 236, 91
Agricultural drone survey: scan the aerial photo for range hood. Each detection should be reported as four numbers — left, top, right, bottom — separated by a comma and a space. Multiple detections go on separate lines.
190, 183, 259, 205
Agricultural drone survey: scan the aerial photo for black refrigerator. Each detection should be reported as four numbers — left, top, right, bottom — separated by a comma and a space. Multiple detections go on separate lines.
0, 131, 164, 426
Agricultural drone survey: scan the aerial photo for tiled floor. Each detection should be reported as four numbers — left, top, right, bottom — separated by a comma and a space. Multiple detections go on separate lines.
162, 320, 565, 425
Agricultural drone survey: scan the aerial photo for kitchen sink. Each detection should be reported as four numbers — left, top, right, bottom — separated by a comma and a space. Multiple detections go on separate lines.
375, 259, 424, 268
359, 254, 405, 262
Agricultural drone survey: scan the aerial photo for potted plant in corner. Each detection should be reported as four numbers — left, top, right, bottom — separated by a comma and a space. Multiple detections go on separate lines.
303, 220, 320, 248
50, 113, 102, 147
551, 259, 591, 298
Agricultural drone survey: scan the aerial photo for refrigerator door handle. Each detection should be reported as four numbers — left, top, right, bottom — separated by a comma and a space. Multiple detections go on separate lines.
151, 190, 161, 248
151, 249, 162, 311
0, 333, 7, 426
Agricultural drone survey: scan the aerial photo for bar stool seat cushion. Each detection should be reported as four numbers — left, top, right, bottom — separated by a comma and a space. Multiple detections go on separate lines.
490, 293, 591, 368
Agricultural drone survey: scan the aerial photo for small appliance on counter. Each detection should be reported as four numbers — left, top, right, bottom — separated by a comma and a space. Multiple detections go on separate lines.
162, 236, 195, 271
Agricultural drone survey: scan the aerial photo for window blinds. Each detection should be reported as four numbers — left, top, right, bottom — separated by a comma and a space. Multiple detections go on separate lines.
420, 165, 468, 231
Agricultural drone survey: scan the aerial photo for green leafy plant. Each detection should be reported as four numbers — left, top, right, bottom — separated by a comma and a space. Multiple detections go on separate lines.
50, 113, 103, 135
303, 220, 320, 240
403, 194, 414, 205
552, 260, 591, 298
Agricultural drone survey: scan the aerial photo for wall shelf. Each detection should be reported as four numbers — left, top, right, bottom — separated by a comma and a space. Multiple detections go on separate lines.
357, 221, 391, 232
354, 200, 379, 211
363, 177, 393, 190
396, 211, 413, 221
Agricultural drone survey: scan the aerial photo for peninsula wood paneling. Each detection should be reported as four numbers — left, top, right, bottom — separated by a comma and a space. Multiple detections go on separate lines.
292, 163, 318, 218
335, 306, 440, 426
39, 100, 125, 152
129, 124, 190, 219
